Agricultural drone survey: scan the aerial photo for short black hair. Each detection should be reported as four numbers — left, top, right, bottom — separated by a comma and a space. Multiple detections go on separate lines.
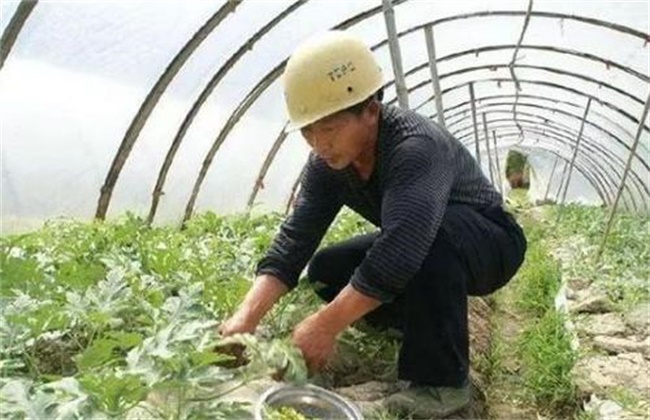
343, 88, 384, 115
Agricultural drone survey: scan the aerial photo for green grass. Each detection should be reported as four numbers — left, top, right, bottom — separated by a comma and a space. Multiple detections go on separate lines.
514, 212, 578, 416
549, 204, 649, 306
515, 242, 562, 317
485, 191, 580, 418
609, 386, 650, 417
518, 310, 577, 412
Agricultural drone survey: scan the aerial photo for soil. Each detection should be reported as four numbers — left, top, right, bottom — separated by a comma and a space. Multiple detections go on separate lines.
30, 333, 84, 376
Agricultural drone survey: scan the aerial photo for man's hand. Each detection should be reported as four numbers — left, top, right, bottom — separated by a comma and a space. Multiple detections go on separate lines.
292, 284, 383, 373
216, 275, 289, 368
218, 274, 289, 337
292, 312, 338, 373
219, 312, 257, 336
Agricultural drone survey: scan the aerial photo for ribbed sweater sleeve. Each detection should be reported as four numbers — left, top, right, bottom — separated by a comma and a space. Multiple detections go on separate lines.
349, 136, 456, 302
255, 155, 342, 289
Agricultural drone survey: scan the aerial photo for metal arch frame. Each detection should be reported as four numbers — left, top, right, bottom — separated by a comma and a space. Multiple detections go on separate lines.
403, 63, 645, 112
441, 94, 642, 146
465, 126, 643, 212
191, 8, 650, 219
512, 134, 634, 211
387, 66, 650, 170
457, 116, 646, 209
443, 98, 650, 179
0, 0, 37, 70
125, 7, 650, 220
490, 137, 609, 205
379, 56, 650, 209
385, 43, 649, 97
262, 54, 649, 212
94, 0, 244, 220
459, 125, 617, 207
389, 79, 647, 197
441, 95, 650, 167
179, 0, 409, 223
146, 0, 309, 224
1, 0, 647, 218
395, 77, 650, 141
457, 112, 649, 204
480, 131, 613, 207
508, 142, 609, 205
372, 10, 650, 49
385, 58, 648, 131
445, 97, 647, 163
448, 103, 650, 178
417, 82, 650, 195
456, 110, 641, 182
456, 120, 644, 211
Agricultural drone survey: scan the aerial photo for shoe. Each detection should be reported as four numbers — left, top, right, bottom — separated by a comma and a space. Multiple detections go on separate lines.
383, 382, 470, 419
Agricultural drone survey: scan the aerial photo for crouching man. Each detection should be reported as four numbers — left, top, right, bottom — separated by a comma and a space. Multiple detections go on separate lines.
221, 31, 526, 418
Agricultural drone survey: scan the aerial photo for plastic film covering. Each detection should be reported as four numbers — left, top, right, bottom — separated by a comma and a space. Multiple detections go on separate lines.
1, 0, 648, 233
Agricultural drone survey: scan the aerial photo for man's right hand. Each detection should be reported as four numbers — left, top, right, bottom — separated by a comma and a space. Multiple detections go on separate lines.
216, 313, 255, 368
218, 274, 289, 337
215, 275, 289, 367
219, 312, 257, 337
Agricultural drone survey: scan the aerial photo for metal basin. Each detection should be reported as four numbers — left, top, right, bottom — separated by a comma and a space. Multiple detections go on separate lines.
255, 384, 364, 420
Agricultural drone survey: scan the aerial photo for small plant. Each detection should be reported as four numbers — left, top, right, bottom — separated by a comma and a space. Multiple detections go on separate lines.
515, 243, 562, 317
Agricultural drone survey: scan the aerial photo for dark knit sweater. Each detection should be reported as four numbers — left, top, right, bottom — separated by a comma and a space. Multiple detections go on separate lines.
256, 104, 502, 302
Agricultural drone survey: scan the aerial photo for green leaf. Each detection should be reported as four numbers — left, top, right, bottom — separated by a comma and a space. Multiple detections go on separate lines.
77, 338, 119, 371
79, 372, 146, 415
77, 332, 143, 371
189, 350, 232, 368
0, 379, 55, 420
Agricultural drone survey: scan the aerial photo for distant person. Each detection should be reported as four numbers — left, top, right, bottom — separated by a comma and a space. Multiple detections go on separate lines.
221, 30, 526, 418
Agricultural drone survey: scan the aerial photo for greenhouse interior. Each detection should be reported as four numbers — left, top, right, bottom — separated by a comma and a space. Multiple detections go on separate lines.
1, 0, 648, 419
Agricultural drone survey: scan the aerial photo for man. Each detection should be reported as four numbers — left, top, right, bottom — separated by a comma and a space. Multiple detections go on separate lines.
221, 31, 526, 418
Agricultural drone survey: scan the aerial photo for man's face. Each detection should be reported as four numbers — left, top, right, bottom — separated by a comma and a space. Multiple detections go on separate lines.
300, 105, 377, 170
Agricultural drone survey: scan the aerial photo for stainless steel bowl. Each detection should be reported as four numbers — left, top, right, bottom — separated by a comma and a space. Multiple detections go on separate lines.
255, 384, 364, 420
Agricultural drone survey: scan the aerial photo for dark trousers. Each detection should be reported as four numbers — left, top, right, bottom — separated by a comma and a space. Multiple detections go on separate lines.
307, 204, 526, 387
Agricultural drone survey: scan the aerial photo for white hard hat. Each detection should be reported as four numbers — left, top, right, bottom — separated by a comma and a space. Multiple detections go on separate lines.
283, 30, 383, 130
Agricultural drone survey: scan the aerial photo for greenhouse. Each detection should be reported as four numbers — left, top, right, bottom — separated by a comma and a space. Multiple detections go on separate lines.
1, 0, 648, 419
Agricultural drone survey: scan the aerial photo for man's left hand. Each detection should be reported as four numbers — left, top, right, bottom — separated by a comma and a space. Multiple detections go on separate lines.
291, 312, 340, 373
